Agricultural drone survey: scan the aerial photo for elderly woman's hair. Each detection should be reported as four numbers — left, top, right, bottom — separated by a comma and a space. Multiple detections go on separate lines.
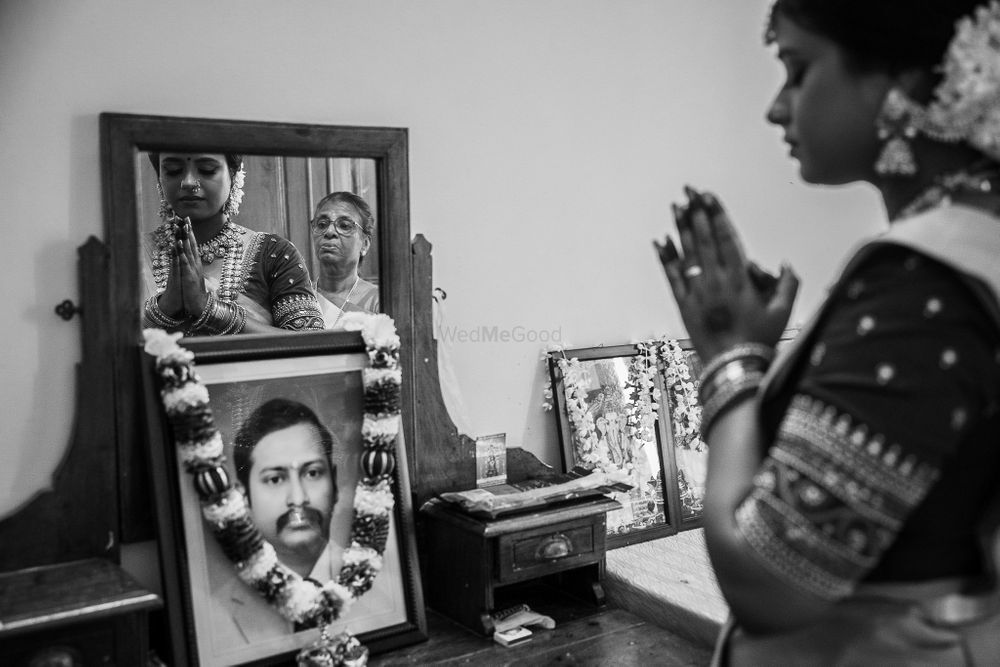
147, 152, 244, 177
232, 398, 336, 500
767, 0, 986, 75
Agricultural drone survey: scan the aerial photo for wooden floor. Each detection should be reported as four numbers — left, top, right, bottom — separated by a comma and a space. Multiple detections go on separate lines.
369, 584, 712, 666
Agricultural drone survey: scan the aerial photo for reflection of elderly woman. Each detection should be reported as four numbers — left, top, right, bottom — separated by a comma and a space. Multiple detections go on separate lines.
309, 192, 381, 329
141, 153, 324, 335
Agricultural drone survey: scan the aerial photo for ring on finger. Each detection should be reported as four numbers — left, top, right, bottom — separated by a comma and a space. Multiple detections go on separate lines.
683, 265, 703, 279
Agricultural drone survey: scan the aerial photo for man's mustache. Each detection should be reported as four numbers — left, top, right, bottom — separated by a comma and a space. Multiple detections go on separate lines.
276, 505, 325, 533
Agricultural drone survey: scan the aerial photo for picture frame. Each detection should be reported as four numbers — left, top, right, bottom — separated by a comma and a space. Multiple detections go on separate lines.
142, 330, 426, 666
658, 329, 801, 531
548, 344, 678, 549
657, 338, 708, 531
475, 433, 507, 488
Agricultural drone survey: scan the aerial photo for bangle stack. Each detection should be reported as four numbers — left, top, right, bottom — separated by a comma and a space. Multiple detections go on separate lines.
143, 295, 186, 329
697, 343, 775, 439
188, 291, 247, 336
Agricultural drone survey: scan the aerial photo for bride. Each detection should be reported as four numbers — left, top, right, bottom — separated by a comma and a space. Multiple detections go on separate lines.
141, 152, 324, 335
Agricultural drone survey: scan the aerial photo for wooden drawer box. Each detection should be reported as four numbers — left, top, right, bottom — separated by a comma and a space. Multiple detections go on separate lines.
498, 518, 600, 583
421, 497, 618, 635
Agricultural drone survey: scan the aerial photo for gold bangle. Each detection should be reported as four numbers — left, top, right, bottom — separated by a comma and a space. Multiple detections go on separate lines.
189, 291, 218, 332
698, 356, 769, 406
699, 366, 765, 439
143, 294, 185, 328
699, 343, 775, 388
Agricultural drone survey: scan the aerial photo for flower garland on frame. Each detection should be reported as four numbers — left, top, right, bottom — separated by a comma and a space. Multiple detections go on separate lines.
143, 311, 401, 667
624, 342, 661, 443
551, 354, 609, 470
657, 338, 705, 452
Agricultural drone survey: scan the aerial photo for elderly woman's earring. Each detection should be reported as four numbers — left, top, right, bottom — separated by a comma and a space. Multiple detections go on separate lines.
875, 88, 919, 176
223, 164, 247, 218
156, 181, 174, 221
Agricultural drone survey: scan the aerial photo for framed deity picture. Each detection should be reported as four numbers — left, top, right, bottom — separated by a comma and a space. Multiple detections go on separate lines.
657, 338, 708, 530
142, 330, 426, 666
475, 433, 507, 488
548, 344, 678, 548
657, 329, 801, 531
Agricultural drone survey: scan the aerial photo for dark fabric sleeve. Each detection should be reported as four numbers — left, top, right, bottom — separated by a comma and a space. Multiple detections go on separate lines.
734, 245, 1000, 598
256, 236, 324, 331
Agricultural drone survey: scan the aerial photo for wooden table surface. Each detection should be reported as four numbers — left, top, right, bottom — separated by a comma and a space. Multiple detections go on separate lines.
370, 583, 712, 666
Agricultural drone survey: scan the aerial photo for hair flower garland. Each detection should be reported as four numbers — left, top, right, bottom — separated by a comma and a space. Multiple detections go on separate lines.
893, 1, 1000, 160
144, 312, 402, 667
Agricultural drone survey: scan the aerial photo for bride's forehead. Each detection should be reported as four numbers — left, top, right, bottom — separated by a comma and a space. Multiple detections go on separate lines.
160, 153, 226, 163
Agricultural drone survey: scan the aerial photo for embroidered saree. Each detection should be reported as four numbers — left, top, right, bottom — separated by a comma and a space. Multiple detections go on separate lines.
714, 204, 1000, 665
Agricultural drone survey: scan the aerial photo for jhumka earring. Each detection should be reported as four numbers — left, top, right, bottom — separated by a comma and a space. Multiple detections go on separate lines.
875, 88, 919, 176
222, 164, 247, 219
156, 181, 174, 221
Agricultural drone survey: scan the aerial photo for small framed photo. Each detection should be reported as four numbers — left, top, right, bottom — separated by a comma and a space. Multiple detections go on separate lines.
548, 344, 678, 548
658, 338, 708, 529
475, 433, 507, 488
143, 331, 426, 666
659, 329, 801, 530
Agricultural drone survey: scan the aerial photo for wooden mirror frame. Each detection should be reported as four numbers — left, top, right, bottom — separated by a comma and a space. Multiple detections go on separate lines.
100, 113, 413, 542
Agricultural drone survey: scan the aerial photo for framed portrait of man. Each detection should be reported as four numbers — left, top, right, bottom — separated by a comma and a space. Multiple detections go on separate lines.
142, 332, 425, 666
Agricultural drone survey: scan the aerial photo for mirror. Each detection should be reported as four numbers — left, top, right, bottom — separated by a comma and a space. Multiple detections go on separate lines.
101, 113, 414, 541
137, 153, 382, 332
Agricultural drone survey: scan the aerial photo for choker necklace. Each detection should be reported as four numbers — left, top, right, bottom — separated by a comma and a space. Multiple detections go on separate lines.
195, 220, 241, 264
895, 162, 1000, 221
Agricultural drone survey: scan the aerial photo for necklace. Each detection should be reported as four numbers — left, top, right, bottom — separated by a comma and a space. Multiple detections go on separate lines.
196, 220, 241, 264
325, 275, 360, 330
895, 162, 1000, 221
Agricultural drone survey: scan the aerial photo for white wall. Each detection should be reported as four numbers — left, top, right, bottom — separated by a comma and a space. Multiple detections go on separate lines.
0, 0, 886, 520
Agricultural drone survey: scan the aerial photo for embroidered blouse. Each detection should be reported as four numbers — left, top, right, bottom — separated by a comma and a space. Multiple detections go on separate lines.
737, 242, 1000, 600
142, 222, 324, 333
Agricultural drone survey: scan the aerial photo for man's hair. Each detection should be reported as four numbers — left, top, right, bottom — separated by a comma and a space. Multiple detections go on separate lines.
232, 398, 336, 500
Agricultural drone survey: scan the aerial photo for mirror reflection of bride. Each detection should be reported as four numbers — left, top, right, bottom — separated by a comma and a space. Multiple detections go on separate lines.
140, 152, 325, 335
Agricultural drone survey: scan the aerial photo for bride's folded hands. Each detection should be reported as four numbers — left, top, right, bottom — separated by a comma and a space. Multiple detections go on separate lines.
653, 186, 799, 363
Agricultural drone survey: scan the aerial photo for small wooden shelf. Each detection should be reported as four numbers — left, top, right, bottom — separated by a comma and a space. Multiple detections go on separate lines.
420, 497, 619, 636
0, 558, 161, 665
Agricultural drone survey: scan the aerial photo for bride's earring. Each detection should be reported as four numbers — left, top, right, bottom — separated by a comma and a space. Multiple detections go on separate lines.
875, 88, 919, 176
223, 165, 247, 218
156, 181, 174, 221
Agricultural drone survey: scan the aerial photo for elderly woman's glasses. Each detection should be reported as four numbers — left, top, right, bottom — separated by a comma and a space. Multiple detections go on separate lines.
310, 216, 362, 236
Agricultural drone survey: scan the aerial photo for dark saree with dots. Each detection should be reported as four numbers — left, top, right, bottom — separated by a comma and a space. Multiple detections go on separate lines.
713, 204, 1000, 665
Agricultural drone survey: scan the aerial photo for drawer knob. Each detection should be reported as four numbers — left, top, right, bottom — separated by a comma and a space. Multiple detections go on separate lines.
536, 533, 572, 560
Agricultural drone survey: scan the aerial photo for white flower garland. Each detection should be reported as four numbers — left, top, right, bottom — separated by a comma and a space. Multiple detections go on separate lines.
624, 342, 661, 443
542, 338, 704, 458
554, 355, 609, 470
657, 339, 705, 452
892, 1, 1000, 160
144, 312, 402, 667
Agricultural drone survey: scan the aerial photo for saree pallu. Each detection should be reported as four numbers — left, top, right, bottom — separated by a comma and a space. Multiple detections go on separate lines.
712, 204, 1000, 666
